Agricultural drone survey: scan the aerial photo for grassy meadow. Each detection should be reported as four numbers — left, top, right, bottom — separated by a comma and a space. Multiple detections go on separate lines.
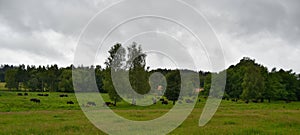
0, 90, 300, 135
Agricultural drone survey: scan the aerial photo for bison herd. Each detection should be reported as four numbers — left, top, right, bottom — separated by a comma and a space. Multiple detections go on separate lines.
16, 93, 76, 105
16, 92, 199, 107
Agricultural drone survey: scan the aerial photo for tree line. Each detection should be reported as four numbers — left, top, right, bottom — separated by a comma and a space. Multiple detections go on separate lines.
1, 43, 300, 104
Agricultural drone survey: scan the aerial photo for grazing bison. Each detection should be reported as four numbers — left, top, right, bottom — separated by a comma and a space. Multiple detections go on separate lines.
17, 93, 23, 96
24, 93, 28, 96
59, 94, 68, 97
245, 100, 249, 104
185, 99, 194, 103
178, 101, 183, 104
162, 100, 168, 105
152, 98, 157, 104
38, 93, 49, 96
252, 99, 258, 103
159, 98, 165, 102
103, 102, 115, 107
67, 101, 74, 104
30, 98, 40, 103
87, 102, 96, 106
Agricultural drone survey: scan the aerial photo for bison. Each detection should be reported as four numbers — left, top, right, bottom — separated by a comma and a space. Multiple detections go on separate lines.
30, 98, 40, 103
87, 102, 96, 106
67, 101, 74, 104
103, 102, 115, 107
162, 100, 168, 105
185, 99, 193, 103
59, 94, 68, 97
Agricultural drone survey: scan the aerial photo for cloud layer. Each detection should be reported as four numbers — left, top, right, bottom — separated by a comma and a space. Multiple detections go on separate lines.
0, 0, 299, 72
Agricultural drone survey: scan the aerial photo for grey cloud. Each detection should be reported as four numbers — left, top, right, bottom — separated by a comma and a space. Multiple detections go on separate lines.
0, 0, 299, 72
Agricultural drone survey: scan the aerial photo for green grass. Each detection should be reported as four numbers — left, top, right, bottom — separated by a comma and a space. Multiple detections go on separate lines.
0, 82, 8, 90
0, 91, 300, 134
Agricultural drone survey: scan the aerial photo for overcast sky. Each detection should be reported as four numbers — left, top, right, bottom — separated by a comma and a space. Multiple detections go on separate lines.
0, 0, 299, 72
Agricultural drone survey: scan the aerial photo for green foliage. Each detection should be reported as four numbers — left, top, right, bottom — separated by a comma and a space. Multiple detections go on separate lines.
165, 70, 181, 105
58, 70, 73, 92
127, 42, 150, 95
241, 60, 267, 101
103, 43, 126, 105
1, 47, 300, 103
5, 69, 19, 90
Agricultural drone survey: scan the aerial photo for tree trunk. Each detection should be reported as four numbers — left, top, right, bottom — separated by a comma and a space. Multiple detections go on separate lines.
173, 100, 175, 105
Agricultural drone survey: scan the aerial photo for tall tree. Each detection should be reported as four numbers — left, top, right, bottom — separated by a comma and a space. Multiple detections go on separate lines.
127, 42, 150, 95
103, 43, 126, 105
58, 69, 74, 92
95, 65, 106, 93
165, 70, 181, 105
5, 69, 19, 90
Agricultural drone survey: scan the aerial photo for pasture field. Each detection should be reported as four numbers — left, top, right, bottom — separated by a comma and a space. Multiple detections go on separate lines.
0, 91, 300, 134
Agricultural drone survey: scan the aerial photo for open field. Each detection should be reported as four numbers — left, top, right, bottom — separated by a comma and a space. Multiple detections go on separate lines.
0, 91, 300, 134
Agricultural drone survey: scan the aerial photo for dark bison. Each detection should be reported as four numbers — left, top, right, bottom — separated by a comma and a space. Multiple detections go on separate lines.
245, 100, 249, 104
17, 93, 23, 96
162, 100, 168, 105
24, 93, 28, 96
59, 94, 68, 97
38, 93, 49, 96
30, 98, 40, 103
67, 101, 74, 104
103, 102, 115, 107
185, 99, 194, 103
87, 102, 96, 106
159, 98, 165, 102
